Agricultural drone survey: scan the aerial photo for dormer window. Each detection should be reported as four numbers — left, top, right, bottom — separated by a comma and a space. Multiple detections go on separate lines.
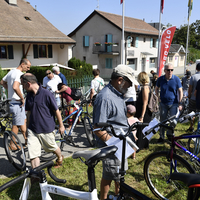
24, 16, 31, 21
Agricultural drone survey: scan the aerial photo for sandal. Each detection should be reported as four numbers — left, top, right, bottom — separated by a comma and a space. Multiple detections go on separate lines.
54, 155, 64, 168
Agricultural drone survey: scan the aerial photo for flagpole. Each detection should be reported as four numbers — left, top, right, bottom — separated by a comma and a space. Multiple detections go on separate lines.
185, 17, 190, 73
157, 0, 162, 75
121, 0, 125, 64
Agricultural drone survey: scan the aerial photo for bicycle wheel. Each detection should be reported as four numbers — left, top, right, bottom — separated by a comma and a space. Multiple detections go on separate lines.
3, 131, 26, 171
187, 135, 200, 173
40, 130, 64, 161
83, 116, 95, 147
144, 151, 195, 200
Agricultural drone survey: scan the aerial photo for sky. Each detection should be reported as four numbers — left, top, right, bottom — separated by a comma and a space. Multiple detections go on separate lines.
28, 0, 199, 36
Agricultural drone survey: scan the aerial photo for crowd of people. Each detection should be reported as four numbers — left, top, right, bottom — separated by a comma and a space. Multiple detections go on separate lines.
1, 58, 200, 199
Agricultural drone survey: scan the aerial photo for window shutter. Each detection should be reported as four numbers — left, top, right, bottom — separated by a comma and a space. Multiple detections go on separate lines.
127, 37, 131, 48
106, 58, 113, 69
33, 45, 38, 58
8, 45, 14, 59
83, 36, 89, 47
135, 37, 139, 48
156, 39, 158, 48
48, 45, 53, 58
150, 38, 153, 48
106, 34, 113, 52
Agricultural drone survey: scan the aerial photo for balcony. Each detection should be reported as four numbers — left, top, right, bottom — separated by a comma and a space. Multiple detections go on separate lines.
93, 43, 120, 55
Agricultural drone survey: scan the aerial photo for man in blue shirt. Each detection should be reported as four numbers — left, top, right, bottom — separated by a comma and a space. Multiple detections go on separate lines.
155, 63, 183, 143
52, 66, 68, 85
93, 64, 135, 200
21, 73, 65, 169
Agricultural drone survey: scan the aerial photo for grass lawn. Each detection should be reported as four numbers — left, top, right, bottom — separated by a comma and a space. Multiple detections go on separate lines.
0, 120, 196, 200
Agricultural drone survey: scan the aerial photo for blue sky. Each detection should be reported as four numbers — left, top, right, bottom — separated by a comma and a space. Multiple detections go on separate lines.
28, 0, 199, 35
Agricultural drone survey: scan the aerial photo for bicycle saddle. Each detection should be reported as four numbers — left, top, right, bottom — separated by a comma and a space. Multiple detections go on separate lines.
72, 145, 118, 163
171, 172, 200, 187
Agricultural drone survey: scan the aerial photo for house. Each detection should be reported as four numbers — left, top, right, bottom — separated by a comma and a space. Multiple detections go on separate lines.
167, 44, 186, 68
0, 0, 75, 69
68, 10, 159, 78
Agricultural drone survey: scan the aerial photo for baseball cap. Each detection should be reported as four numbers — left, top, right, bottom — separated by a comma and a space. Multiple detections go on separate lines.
185, 71, 191, 76
113, 64, 137, 85
52, 66, 60, 72
127, 104, 136, 114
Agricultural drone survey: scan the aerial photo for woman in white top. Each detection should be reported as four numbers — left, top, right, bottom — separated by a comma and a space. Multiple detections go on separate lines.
90, 69, 104, 100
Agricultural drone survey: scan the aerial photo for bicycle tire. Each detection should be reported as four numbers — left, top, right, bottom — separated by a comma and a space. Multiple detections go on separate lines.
144, 151, 195, 200
83, 116, 95, 147
187, 135, 200, 173
3, 130, 26, 171
40, 130, 64, 161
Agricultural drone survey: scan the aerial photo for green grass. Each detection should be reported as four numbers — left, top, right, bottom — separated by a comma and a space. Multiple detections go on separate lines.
0, 121, 196, 200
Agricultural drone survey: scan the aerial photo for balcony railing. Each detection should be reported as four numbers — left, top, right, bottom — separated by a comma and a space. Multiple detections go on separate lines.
93, 44, 120, 55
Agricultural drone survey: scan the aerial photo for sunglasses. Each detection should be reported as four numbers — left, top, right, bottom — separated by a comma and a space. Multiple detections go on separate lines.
166, 69, 174, 72
46, 72, 51, 75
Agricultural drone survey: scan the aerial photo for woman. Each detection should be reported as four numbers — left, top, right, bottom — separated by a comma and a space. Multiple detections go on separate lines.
56, 83, 80, 131
135, 72, 152, 150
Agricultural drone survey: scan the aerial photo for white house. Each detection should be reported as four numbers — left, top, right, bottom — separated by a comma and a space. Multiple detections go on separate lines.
0, 0, 75, 69
68, 10, 159, 78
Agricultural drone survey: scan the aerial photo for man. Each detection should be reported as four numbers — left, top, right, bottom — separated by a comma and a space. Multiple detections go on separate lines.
52, 66, 68, 85
187, 63, 200, 131
93, 64, 135, 200
182, 70, 191, 96
155, 63, 183, 143
21, 73, 65, 168
150, 70, 157, 89
0, 58, 31, 149
43, 70, 62, 107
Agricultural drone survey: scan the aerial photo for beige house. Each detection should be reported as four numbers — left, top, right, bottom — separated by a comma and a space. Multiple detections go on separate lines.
0, 0, 75, 69
68, 10, 159, 77
167, 44, 186, 68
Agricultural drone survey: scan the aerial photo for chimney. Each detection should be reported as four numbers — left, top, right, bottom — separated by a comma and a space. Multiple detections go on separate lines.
6, 0, 17, 6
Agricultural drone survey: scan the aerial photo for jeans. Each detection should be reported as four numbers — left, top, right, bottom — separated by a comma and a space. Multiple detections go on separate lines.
160, 102, 178, 139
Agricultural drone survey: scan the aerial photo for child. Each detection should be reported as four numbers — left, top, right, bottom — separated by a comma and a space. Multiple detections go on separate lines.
127, 104, 139, 159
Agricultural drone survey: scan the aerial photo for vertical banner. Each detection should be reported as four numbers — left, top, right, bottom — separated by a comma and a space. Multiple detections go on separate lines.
158, 26, 176, 77
161, 0, 164, 13
120, 0, 123, 4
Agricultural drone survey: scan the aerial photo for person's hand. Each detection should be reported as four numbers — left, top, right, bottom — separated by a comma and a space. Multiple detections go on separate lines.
20, 98, 25, 107
139, 117, 143, 122
59, 125, 65, 135
55, 90, 59, 94
178, 104, 183, 111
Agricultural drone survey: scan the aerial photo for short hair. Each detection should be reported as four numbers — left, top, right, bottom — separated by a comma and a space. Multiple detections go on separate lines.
58, 83, 65, 90
21, 73, 37, 84
111, 71, 123, 80
150, 70, 154, 74
52, 66, 60, 72
92, 69, 100, 76
196, 63, 200, 70
46, 69, 52, 74
164, 63, 173, 69
19, 58, 30, 65
137, 72, 150, 84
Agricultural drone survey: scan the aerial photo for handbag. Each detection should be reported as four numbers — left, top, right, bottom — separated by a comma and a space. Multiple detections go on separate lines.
64, 88, 82, 100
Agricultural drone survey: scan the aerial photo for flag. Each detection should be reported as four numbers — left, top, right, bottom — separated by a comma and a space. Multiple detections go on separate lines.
188, 0, 193, 20
120, 0, 123, 4
161, 0, 164, 14
158, 26, 176, 77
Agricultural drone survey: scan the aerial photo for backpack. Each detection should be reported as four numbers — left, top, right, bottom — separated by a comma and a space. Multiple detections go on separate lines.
148, 90, 159, 113
64, 88, 82, 100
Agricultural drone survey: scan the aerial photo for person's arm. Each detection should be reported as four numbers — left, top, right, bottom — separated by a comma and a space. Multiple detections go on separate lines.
194, 89, 197, 97
13, 81, 25, 106
93, 126, 111, 142
0, 80, 8, 90
90, 88, 95, 100
178, 87, 183, 111
56, 85, 68, 94
139, 86, 149, 122
54, 109, 65, 135
188, 84, 192, 99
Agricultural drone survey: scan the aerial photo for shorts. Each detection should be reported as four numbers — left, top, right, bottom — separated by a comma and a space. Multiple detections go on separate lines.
27, 129, 58, 159
189, 99, 196, 113
9, 103, 26, 126
102, 154, 128, 182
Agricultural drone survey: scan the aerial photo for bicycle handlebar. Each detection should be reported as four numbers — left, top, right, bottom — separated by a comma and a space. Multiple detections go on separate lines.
0, 161, 66, 192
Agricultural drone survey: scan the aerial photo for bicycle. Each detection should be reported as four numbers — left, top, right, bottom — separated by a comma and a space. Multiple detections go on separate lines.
0, 122, 151, 200
143, 115, 200, 200
40, 99, 95, 161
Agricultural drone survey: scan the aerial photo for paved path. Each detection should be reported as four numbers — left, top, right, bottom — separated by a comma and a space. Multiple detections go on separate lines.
0, 124, 92, 178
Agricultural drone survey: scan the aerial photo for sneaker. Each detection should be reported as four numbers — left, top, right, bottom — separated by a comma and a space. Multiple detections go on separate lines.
157, 138, 164, 144
186, 127, 194, 132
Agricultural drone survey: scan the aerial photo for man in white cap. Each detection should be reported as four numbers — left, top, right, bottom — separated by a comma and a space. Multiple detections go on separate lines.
93, 64, 135, 200
52, 66, 68, 85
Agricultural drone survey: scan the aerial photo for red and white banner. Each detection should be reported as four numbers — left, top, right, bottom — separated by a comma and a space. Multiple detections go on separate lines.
120, 0, 123, 4
158, 26, 176, 77
161, 0, 164, 13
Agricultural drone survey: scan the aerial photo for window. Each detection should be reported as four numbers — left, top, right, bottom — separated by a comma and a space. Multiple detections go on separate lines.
150, 38, 158, 48
83, 36, 89, 47
83, 56, 86, 61
143, 37, 146, 42
169, 56, 173, 62
128, 36, 138, 48
127, 58, 137, 70
33, 44, 53, 58
150, 58, 156, 68
105, 34, 113, 52
0, 45, 13, 59
105, 58, 113, 69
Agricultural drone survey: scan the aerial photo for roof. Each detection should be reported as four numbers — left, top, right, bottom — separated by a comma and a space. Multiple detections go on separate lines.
169, 44, 186, 53
69, 10, 159, 37
0, 0, 75, 44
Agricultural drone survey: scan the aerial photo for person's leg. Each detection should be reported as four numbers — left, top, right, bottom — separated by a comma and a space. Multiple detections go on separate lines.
54, 147, 63, 161
159, 103, 169, 139
188, 99, 196, 131
100, 178, 112, 200
20, 119, 27, 144
30, 157, 40, 168
114, 181, 120, 195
